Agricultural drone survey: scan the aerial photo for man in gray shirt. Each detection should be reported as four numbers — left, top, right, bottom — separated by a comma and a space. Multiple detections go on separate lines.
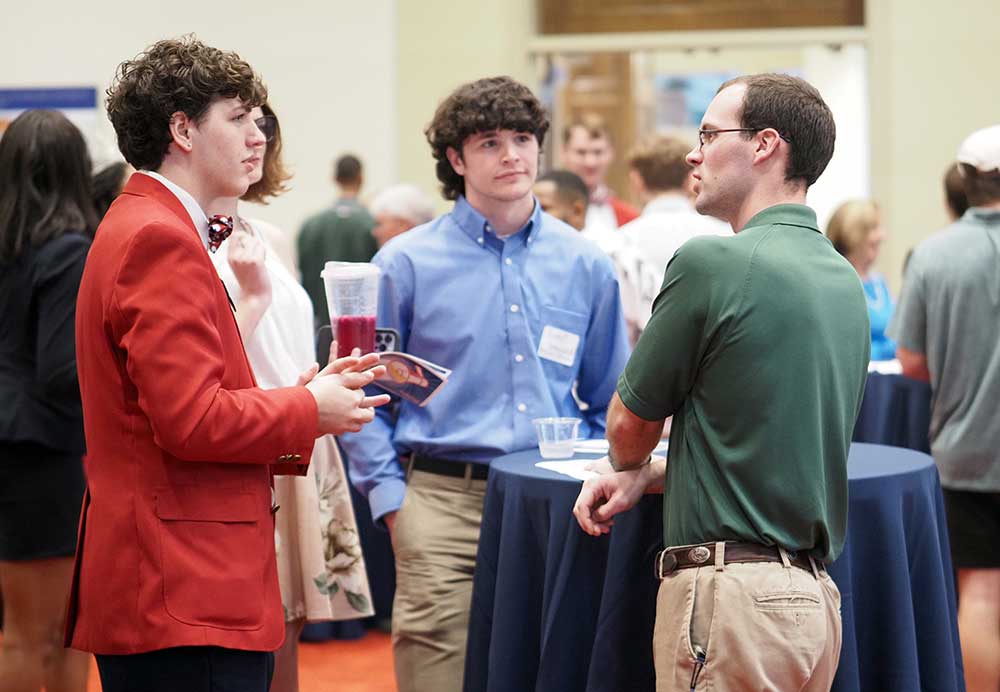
889, 124, 1000, 692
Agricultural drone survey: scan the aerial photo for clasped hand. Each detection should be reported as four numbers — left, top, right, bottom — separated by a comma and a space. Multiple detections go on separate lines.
301, 344, 391, 435
573, 455, 665, 536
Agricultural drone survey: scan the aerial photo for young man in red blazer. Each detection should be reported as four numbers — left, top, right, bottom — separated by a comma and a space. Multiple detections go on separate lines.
68, 37, 389, 692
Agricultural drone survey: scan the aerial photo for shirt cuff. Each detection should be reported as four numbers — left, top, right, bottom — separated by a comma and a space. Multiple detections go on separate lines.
368, 477, 408, 529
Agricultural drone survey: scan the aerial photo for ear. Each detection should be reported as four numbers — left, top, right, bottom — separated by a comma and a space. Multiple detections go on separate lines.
168, 111, 195, 153
446, 146, 465, 176
752, 128, 783, 166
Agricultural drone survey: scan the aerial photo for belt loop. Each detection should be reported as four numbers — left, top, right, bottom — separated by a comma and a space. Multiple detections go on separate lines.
778, 546, 792, 569
808, 556, 821, 579
655, 550, 666, 580
406, 455, 415, 481
714, 541, 725, 572
463, 462, 473, 490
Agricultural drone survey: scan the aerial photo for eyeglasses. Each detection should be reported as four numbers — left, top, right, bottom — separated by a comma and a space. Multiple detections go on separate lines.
254, 115, 277, 143
697, 128, 791, 149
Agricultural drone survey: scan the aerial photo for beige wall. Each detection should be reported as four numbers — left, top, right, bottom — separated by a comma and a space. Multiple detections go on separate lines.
396, 0, 534, 213
868, 0, 999, 290
1, 1, 397, 244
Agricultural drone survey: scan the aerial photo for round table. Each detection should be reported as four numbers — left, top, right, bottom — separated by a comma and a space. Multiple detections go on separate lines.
465, 443, 964, 692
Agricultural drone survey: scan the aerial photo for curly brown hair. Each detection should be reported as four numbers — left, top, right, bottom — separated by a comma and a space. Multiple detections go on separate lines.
242, 103, 291, 204
106, 36, 267, 171
425, 76, 549, 201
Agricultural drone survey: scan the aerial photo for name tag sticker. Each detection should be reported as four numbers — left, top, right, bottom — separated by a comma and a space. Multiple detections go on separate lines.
537, 325, 580, 367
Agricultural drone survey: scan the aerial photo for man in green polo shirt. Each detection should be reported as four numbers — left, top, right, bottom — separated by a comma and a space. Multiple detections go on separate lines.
574, 73, 870, 691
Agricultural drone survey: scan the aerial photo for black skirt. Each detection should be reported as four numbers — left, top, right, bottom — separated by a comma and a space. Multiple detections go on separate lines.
942, 487, 1000, 569
0, 441, 85, 561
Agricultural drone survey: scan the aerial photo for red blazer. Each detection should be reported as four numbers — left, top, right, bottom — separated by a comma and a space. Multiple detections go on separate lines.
609, 195, 640, 227
66, 174, 318, 654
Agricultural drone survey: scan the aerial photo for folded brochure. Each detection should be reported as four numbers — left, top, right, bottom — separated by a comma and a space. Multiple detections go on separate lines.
373, 351, 451, 407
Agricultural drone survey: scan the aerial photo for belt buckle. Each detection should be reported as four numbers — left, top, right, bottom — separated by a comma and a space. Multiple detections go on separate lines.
688, 546, 711, 564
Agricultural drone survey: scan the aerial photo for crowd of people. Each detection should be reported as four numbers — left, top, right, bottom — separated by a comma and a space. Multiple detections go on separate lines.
0, 32, 998, 692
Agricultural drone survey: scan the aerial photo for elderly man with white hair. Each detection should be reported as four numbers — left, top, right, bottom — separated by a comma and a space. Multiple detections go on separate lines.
370, 184, 435, 247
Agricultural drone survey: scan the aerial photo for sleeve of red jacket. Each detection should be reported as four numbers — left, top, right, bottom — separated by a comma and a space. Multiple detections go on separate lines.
110, 221, 318, 464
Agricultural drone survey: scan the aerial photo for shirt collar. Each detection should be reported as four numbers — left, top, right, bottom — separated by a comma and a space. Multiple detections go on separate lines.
644, 193, 694, 215
451, 195, 541, 248
741, 203, 819, 233
139, 170, 211, 249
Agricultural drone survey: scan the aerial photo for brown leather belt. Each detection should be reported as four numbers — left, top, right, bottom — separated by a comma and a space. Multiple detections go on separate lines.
655, 541, 818, 579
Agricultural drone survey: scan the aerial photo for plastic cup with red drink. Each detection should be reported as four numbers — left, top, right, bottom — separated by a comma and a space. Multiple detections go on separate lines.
320, 262, 380, 359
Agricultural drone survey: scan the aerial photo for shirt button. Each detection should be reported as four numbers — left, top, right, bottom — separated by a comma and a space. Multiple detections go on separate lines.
477, 237, 484, 245
515, 354, 524, 363
505, 258, 512, 265
517, 403, 527, 412
510, 304, 519, 313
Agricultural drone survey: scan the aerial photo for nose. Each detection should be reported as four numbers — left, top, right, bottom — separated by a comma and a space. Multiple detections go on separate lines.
500, 140, 520, 163
249, 122, 266, 146
685, 146, 702, 166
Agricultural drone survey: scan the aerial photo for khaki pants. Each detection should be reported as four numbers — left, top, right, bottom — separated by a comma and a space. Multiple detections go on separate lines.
390, 469, 487, 692
653, 548, 842, 691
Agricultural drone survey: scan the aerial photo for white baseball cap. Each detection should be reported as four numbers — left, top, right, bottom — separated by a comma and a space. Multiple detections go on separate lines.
956, 125, 1000, 174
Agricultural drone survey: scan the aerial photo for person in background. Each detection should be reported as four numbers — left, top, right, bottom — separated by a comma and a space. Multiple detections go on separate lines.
0, 109, 96, 692
889, 124, 1000, 692
339, 76, 631, 692
369, 183, 435, 247
574, 73, 869, 691
298, 153, 378, 326
91, 161, 133, 220
208, 102, 375, 692
826, 199, 896, 361
561, 113, 639, 250
614, 134, 731, 341
533, 169, 588, 231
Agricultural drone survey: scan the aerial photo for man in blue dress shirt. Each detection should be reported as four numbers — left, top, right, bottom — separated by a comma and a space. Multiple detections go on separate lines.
339, 76, 631, 691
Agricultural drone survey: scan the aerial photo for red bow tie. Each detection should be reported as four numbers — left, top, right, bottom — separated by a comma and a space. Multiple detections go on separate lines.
207, 215, 233, 254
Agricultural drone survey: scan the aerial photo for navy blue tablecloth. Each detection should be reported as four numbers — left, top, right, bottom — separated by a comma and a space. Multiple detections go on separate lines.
853, 373, 932, 452
465, 443, 963, 692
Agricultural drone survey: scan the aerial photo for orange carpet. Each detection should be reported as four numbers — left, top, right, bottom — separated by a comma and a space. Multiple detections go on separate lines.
81, 631, 396, 692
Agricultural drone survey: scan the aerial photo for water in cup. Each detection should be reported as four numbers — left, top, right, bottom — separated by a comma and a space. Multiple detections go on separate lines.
321, 262, 380, 358
532, 417, 581, 459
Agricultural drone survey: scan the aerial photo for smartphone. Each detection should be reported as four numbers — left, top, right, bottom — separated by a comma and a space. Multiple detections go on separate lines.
315, 325, 399, 364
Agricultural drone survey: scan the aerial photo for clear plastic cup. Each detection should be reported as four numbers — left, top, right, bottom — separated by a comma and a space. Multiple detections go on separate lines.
532, 417, 581, 459
321, 262, 380, 358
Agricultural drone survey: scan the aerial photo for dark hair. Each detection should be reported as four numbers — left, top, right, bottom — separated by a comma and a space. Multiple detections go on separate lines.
627, 135, 692, 191
718, 73, 835, 187
425, 76, 549, 201
0, 110, 98, 262
334, 154, 363, 186
959, 164, 1000, 207
943, 163, 969, 219
537, 169, 589, 205
92, 161, 130, 220
243, 103, 291, 204
106, 36, 267, 171
562, 113, 613, 146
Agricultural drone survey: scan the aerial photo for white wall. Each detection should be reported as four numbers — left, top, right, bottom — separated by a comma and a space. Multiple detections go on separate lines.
1, 1, 397, 239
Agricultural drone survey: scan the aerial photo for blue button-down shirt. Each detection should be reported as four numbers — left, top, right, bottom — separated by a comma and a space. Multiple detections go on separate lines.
339, 196, 631, 523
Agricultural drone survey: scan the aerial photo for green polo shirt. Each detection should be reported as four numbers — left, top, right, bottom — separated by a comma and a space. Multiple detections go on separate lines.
618, 204, 869, 562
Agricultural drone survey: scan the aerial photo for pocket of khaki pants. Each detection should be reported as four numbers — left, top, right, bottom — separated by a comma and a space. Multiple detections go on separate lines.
687, 569, 716, 658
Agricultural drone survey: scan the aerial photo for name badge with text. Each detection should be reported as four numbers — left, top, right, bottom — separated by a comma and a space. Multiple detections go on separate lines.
537, 325, 580, 367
